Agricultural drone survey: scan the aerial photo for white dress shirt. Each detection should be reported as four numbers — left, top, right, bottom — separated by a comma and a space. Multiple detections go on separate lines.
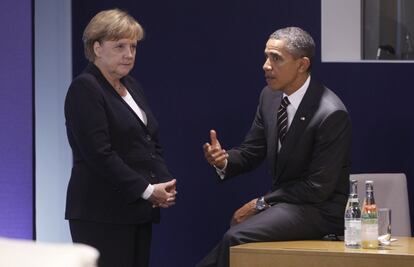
278, 75, 311, 150
122, 90, 148, 126
122, 90, 154, 199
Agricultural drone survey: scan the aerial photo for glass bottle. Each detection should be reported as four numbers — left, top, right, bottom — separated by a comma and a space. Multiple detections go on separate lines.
361, 180, 378, 249
344, 179, 361, 248
402, 32, 414, 60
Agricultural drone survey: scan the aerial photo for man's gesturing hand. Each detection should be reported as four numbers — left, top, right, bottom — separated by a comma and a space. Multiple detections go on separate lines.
203, 130, 228, 169
149, 179, 177, 208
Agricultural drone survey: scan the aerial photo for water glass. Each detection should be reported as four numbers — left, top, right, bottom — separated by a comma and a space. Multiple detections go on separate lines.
378, 208, 391, 245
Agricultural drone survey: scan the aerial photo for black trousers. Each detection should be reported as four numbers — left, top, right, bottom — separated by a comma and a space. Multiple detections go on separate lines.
196, 203, 342, 267
69, 220, 152, 267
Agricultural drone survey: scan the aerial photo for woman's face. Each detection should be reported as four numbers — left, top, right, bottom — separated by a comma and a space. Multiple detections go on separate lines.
93, 38, 138, 80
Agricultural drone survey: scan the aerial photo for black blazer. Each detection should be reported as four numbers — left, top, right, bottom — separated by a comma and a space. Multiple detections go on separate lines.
225, 77, 352, 221
64, 63, 172, 224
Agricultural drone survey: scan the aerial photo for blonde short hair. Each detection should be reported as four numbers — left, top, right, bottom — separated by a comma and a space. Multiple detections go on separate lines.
83, 9, 144, 62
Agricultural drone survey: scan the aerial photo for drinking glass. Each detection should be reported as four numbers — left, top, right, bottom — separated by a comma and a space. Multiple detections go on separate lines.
378, 208, 391, 245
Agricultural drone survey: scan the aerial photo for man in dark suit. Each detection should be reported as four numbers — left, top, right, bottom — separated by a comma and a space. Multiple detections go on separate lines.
197, 27, 352, 267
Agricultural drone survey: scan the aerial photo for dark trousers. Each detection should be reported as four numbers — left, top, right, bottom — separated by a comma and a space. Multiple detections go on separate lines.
196, 203, 342, 267
69, 220, 152, 267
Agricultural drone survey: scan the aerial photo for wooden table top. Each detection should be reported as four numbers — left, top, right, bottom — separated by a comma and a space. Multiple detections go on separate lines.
231, 236, 414, 258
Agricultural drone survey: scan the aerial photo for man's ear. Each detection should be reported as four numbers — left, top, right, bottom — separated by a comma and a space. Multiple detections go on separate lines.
93, 41, 101, 58
298, 57, 311, 73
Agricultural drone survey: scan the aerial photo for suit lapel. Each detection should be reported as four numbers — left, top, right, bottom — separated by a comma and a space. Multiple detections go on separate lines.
86, 63, 155, 135
275, 80, 324, 178
124, 80, 156, 134
269, 91, 282, 175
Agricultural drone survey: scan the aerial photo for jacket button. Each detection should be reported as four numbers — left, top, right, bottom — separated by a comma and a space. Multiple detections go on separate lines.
150, 153, 156, 159
146, 135, 152, 141
150, 171, 156, 178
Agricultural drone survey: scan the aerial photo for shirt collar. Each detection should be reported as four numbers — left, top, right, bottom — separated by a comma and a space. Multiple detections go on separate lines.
283, 75, 311, 110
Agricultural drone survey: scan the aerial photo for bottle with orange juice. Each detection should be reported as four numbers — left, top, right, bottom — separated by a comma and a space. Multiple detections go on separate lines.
361, 180, 378, 249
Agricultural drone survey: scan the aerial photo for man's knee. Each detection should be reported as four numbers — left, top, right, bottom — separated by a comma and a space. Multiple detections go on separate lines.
222, 226, 245, 246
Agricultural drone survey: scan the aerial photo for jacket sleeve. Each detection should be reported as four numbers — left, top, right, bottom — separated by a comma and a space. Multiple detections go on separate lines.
264, 110, 352, 205
65, 77, 150, 203
225, 90, 267, 178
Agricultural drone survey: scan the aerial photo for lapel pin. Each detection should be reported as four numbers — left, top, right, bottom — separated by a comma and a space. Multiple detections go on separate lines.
300, 116, 306, 121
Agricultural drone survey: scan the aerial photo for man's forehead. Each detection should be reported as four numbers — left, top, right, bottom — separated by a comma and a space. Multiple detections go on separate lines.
266, 38, 285, 48
265, 39, 286, 54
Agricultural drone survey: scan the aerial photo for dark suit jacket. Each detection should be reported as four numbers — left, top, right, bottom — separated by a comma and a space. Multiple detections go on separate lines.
64, 63, 172, 224
225, 77, 351, 223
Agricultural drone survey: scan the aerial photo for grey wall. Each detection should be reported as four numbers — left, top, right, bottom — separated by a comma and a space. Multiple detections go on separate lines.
35, 0, 72, 242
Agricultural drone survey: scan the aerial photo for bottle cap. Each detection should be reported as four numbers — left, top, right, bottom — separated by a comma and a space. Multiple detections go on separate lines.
365, 180, 374, 192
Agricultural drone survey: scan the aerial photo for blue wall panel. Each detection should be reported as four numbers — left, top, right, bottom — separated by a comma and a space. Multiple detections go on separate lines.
71, 1, 414, 266
0, 0, 33, 239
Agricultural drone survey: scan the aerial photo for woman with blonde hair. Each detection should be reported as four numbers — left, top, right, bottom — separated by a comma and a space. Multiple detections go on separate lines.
64, 9, 177, 267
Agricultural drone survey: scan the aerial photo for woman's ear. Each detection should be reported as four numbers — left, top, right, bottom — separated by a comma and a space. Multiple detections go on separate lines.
93, 41, 101, 58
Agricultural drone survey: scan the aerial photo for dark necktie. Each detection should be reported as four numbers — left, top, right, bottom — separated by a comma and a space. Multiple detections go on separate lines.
277, 96, 290, 144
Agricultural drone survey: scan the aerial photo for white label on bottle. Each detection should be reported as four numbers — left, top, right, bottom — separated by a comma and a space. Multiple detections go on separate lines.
345, 219, 362, 244
361, 221, 378, 241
